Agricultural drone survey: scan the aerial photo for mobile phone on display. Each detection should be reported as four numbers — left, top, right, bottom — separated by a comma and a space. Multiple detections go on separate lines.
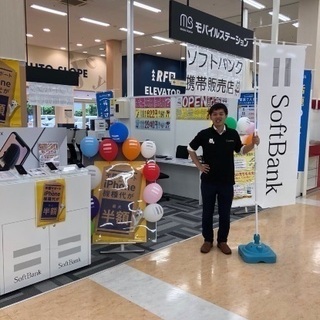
46, 162, 58, 171
0, 132, 30, 171
15, 164, 28, 175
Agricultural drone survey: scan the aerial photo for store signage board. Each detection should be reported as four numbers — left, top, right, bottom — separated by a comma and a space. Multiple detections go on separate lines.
169, 0, 254, 59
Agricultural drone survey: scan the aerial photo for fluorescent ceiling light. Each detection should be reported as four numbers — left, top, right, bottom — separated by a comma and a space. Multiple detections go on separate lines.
269, 12, 291, 22
80, 17, 110, 27
43, 28, 51, 32
31, 4, 67, 16
156, 52, 162, 55
242, 0, 265, 10
60, 47, 66, 50
152, 36, 174, 43
26, 33, 33, 37
293, 22, 299, 28
180, 42, 187, 46
133, 1, 161, 13
119, 27, 145, 36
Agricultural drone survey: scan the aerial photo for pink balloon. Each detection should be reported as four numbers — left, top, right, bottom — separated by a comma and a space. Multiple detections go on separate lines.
246, 122, 255, 135
143, 183, 163, 204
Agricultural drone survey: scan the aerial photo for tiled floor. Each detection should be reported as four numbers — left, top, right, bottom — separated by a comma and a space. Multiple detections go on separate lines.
1, 190, 320, 320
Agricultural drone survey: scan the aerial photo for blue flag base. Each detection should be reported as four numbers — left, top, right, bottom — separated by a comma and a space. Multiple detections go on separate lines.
238, 234, 277, 264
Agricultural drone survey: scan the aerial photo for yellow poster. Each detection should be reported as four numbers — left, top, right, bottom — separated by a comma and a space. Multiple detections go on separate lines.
36, 178, 66, 227
176, 107, 208, 120
92, 161, 147, 244
0, 59, 22, 127
233, 150, 255, 205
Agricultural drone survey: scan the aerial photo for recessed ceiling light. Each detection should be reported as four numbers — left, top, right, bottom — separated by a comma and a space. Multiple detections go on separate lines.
119, 28, 145, 36
83, 51, 88, 54
26, 33, 33, 37
76, 43, 83, 47
181, 57, 186, 60
99, 47, 104, 51
60, 47, 66, 50
156, 52, 162, 55
100, 54, 106, 57
136, 48, 141, 51
133, 1, 161, 13
43, 28, 51, 32
180, 43, 187, 46
241, 0, 265, 10
80, 17, 110, 27
152, 36, 174, 43
30, 4, 67, 16
95, 39, 101, 43
293, 22, 299, 28
268, 12, 291, 22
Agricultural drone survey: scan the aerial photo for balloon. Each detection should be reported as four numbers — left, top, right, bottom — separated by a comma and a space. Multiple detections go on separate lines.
80, 136, 99, 158
109, 122, 129, 143
237, 117, 251, 134
86, 165, 102, 190
143, 182, 163, 204
91, 221, 95, 236
246, 122, 255, 135
99, 138, 118, 161
122, 138, 141, 161
225, 117, 237, 129
242, 134, 253, 145
141, 140, 156, 159
143, 161, 160, 181
91, 196, 100, 219
143, 203, 164, 222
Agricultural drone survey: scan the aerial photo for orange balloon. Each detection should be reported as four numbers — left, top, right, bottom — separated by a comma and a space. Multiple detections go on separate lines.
242, 134, 253, 145
122, 138, 141, 161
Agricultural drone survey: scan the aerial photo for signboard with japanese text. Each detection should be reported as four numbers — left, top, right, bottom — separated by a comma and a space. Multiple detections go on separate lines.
169, 0, 253, 59
237, 91, 256, 123
186, 45, 244, 98
0, 59, 23, 127
36, 179, 66, 227
232, 151, 255, 207
135, 96, 171, 130
93, 162, 147, 242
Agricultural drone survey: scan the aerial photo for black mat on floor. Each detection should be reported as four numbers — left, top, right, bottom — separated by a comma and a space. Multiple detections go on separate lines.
0, 195, 254, 308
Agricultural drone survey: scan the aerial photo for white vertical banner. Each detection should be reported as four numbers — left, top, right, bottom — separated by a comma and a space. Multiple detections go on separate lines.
256, 43, 306, 208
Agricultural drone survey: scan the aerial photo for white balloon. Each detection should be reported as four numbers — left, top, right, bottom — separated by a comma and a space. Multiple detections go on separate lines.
141, 140, 156, 159
143, 203, 164, 222
86, 165, 102, 190
237, 117, 251, 134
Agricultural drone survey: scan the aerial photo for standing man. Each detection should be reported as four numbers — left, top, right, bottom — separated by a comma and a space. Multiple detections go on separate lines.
188, 103, 259, 254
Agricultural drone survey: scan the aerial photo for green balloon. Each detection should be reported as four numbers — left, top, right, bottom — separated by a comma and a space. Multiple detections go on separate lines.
91, 221, 95, 236
225, 117, 237, 129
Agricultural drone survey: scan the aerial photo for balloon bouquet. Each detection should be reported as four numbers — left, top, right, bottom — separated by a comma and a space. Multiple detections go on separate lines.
79, 122, 164, 237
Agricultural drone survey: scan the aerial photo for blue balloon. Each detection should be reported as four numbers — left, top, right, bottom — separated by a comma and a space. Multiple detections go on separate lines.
91, 196, 100, 219
109, 122, 129, 143
80, 136, 99, 158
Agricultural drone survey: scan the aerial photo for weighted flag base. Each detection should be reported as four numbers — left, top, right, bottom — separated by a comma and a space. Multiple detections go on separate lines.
238, 234, 276, 264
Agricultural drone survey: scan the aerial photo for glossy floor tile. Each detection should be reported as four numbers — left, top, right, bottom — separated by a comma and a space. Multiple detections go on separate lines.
2, 190, 320, 320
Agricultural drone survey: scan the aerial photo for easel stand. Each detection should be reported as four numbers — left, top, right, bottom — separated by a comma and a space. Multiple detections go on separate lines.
100, 243, 144, 254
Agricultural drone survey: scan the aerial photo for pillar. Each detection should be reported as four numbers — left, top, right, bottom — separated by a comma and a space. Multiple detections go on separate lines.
105, 40, 122, 98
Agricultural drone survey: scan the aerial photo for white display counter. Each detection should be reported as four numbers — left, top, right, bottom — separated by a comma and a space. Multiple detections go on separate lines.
0, 169, 91, 295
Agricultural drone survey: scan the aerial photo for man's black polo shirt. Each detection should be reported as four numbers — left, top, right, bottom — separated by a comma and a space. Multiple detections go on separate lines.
189, 125, 242, 185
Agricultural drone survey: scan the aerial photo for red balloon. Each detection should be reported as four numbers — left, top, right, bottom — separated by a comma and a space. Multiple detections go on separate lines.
99, 138, 118, 161
143, 162, 160, 181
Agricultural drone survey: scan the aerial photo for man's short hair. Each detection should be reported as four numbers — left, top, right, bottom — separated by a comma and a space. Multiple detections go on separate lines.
208, 103, 228, 116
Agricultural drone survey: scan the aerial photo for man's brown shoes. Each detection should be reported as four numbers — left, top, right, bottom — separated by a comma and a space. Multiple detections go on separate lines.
200, 241, 213, 253
217, 242, 232, 255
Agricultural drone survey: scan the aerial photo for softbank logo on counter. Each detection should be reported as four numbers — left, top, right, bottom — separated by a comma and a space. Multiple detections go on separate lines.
145, 69, 182, 95
14, 269, 42, 283
58, 257, 81, 269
